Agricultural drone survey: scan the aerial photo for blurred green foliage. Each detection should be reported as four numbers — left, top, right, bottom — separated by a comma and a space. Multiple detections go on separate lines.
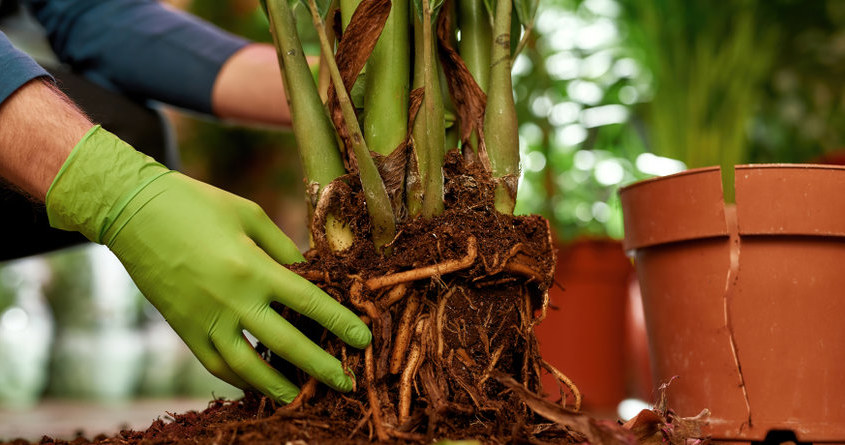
514, 0, 650, 240
750, 0, 845, 163
518, 0, 845, 239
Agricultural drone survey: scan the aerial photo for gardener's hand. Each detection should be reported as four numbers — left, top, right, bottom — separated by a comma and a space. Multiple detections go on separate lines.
45, 126, 371, 402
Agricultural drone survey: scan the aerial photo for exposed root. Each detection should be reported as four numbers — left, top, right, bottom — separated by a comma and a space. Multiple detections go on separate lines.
477, 344, 506, 387
364, 345, 389, 442
504, 259, 545, 284
381, 283, 409, 308
540, 359, 582, 412
390, 295, 422, 374
365, 237, 477, 290
436, 289, 453, 359
349, 280, 381, 322
398, 317, 429, 424
347, 409, 372, 439
280, 377, 318, 413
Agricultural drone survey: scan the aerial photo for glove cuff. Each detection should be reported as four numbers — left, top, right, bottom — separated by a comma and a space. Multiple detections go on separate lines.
46, 125, 171, 243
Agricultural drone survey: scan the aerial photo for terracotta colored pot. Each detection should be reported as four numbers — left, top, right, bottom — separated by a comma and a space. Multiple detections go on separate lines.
535, 239, 633, 413
620, 165, 845, 442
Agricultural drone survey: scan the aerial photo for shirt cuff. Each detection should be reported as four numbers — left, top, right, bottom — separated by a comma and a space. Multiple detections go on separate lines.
0, 31, 52, 107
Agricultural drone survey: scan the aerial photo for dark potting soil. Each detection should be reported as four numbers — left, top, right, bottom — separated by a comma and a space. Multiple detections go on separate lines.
5, 152, 706, 445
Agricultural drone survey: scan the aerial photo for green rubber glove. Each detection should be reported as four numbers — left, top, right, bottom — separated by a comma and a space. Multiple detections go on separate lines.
46, 126, 371, 402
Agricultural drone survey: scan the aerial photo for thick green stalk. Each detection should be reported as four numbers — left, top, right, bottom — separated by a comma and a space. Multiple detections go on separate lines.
340, 0, 362, 30
411, 0, 445, 218
458, 0, 492, 92
306, 0, 396, 250
483, 0, 519, 214
265, 0, 345, 192
363, 0, 410, 155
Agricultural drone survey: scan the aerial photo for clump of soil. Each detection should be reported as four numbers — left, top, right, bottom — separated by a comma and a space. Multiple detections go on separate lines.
5, 153, 708, 445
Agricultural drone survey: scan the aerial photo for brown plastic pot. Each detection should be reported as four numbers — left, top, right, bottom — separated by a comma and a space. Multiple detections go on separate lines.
620, 165, 845, 442
535, 238, 633, 413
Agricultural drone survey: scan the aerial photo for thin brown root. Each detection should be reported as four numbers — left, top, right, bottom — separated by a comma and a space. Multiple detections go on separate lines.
366, 237, 478, 290
436, 288, 453, 359
348, 409, 372, 439
365, 345, 389, 442
389, 430, 427, 441
256, 396, 268, 419
477, 344, 506, 387
398, 318, 428, 425
390, 295, 421, 374
504, 260, 545, 284
381, 283, 409, 308
295, 269, 327, 282
280, 377, 317, 412
350, 281, 381, 322
541, 359, 582, 412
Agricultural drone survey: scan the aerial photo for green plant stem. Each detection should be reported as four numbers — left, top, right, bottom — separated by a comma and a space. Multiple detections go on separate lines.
512, 17, 534, 62
483, 0, 519, 214
363, 0, 410, 155
411, 0, 446, 218
306, 0, 396, 250
265, 0, 345, 193
458, 0, 492, 92
340, 0, 361, 30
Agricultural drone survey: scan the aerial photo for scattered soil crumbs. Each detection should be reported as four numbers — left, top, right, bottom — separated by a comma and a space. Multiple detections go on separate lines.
5, 152, 709, 445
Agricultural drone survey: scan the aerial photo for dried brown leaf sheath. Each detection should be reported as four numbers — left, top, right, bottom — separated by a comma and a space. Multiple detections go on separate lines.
326, 0, 392, 171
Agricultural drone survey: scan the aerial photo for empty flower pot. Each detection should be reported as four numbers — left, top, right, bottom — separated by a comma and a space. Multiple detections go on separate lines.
620, 165, 845, 443
535, 238, 633, 413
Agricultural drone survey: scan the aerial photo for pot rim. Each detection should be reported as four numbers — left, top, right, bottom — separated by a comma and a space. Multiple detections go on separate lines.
620, 163, 845, 193
620, 163, 845, 250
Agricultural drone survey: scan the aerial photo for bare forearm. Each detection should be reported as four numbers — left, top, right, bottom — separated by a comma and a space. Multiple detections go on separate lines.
0, 79, 93, 201
212, 43, 293, 126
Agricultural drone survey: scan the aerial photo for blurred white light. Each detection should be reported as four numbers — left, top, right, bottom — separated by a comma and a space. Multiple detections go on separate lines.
557, 124, 588, 147
524, 151, 547, 172
546, 53, 580, 80
568, 80, 604, 105
573, 150, 596, 171
636, 153, 687, 176
512, 54, 533, 77
575, 203, 593, 222
520, 122, 543, 146
575, 18, 617, 50
613, 58, 640, 78
619, 85, 639, 105
549, 101, 581, 126
1, 307, 29, 332
537, 8, 571, 35
545, 15, 581, 51
584, 0, 620, 17
595, 159, 625, 185
580, 51, 613, 79
618, 398, 652, 422
581, 104, 629, 128
592, 201, 611, 223
531, 95, 554, 117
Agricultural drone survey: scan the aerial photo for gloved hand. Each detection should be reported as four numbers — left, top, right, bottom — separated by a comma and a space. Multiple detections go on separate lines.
46, 126, 370, 402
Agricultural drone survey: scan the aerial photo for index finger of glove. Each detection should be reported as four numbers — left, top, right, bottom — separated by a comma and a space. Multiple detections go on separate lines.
270, 266, 371, 350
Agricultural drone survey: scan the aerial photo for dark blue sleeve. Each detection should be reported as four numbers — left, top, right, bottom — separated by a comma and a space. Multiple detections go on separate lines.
0, 31, 51, 106
23, 0, 249, 114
